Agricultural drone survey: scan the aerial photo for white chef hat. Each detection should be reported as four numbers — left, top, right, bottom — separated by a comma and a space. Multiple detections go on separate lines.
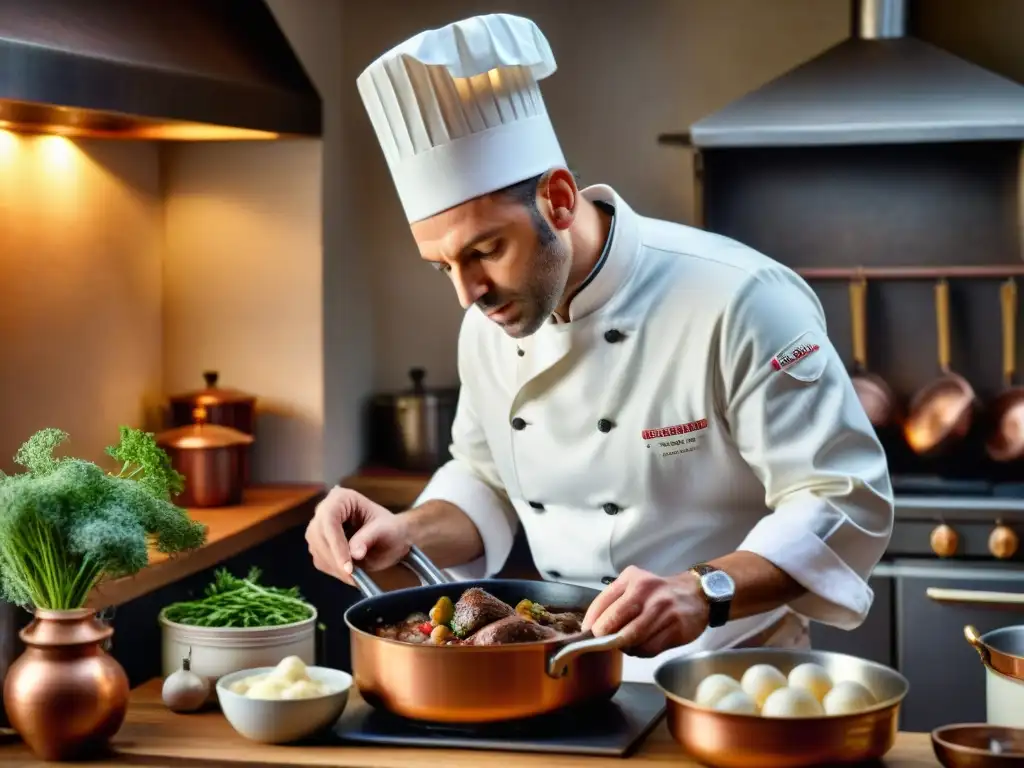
356, 14, 566, 223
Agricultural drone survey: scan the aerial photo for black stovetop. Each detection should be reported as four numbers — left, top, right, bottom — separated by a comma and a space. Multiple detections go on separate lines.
332, 682, 666, 757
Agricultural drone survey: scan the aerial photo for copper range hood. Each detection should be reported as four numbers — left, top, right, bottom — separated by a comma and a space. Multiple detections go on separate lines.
0, 0, 321, 141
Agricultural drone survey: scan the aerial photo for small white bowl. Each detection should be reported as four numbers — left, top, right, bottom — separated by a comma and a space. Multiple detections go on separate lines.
215, 665, 353, 744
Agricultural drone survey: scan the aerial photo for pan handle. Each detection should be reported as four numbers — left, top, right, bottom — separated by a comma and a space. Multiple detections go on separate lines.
936, 278, 952, 374
848, 276, 869, 371
1002, 278, 1017, 388
546, 629, 628, 679
351, 545, 453, 599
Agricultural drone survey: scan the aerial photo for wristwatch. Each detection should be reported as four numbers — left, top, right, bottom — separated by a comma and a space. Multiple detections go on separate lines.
689, 563, 735, 628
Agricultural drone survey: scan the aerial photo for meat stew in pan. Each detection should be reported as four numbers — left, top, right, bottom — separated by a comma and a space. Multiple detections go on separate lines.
373, 587, 586, 646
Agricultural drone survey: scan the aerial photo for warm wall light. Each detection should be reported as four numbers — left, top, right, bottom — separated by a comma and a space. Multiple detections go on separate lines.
36, 135, 76, 174
0, 129, 18, 163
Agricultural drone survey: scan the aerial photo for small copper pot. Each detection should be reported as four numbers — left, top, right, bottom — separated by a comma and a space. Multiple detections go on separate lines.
3, 608, 129, 761
167, 371, 256, 484
156, 406, 254, 508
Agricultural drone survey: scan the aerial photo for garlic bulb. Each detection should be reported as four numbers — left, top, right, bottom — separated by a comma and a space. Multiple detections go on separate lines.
162, 647, 210, 713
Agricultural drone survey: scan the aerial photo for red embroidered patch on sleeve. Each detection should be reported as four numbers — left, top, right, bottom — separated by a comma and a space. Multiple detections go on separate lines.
771, 341, 820, 371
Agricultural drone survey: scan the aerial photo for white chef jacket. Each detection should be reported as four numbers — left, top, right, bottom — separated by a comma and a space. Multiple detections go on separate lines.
413, 184, 894, 682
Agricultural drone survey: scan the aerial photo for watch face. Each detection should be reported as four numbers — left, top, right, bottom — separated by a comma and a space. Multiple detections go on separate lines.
701, 569, 735, 601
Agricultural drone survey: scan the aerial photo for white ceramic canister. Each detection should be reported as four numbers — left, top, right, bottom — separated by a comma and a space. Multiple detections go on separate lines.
159, 606, 317, 702
965, 624, 1024, 728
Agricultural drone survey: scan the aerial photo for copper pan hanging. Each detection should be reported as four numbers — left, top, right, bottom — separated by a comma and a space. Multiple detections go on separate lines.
847, 276, 897, 428
986, 278, 1024, 462
903, 279, 977, 455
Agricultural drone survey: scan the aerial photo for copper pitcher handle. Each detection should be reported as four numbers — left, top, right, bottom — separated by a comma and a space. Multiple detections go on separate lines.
352, 545, 452, 598
546, 629, 628, 679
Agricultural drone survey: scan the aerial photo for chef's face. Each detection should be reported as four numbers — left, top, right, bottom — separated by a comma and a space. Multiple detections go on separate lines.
410, 170, 576, 338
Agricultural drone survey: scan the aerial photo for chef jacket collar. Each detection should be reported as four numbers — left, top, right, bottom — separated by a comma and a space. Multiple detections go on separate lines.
551, 184, 642, 324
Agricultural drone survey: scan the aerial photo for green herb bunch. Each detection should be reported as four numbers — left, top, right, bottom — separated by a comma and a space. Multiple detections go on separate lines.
162, 567, 313, 628
0, 426, 208, 610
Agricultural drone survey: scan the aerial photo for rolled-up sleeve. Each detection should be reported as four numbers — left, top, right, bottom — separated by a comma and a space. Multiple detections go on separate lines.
718, 269, 894, 630
414, 316, 518, 581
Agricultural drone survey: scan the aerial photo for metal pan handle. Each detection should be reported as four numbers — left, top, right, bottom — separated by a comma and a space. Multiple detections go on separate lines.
351, 544, 452, 598
546, 629, 628, 679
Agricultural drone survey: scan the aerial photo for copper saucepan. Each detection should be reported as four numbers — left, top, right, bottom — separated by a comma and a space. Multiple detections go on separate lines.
848, 276, 897, 428
343, 546, 626, 723
904, 279, 977, 455
965, 624, 1024, 683
986, 279, 1024, 462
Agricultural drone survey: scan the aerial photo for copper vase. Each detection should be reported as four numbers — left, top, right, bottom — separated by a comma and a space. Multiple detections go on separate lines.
3, 608, 129, 761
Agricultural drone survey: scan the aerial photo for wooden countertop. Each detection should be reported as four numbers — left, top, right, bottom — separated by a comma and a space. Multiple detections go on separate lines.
86, 484, 325, 609
0, 679, 940, 767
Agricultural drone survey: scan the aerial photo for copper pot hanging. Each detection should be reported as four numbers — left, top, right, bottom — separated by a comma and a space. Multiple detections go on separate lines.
156, 406, 254, 508
986, 278, 1024, 462
903, 279, 976, 455
847, 276, 897, 428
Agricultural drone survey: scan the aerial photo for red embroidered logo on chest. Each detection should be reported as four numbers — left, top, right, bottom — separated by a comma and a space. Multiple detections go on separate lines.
641, 418, 708, 441
771, 342, 820, 371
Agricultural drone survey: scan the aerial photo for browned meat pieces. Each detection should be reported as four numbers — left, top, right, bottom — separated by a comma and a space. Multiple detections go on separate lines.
539, 611, 583, 634
464, 615, 558, 646
450, 587, 514, 637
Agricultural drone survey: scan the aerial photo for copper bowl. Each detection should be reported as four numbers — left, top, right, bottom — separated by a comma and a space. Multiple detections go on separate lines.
653, 648, 909, 768
932, 724, 1024, 767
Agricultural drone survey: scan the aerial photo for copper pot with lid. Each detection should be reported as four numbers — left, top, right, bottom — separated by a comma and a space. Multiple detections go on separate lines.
167, 371, 256, 483
156, 406, 254, 508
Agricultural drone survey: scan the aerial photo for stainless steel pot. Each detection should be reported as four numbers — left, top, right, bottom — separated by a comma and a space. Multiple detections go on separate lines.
367, 368, 458, 472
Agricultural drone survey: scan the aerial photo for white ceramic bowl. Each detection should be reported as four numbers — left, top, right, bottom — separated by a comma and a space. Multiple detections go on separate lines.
215, 665, 353, 744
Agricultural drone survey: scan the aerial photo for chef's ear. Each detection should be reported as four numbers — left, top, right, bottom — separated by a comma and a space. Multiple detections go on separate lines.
538, 167, 578, 231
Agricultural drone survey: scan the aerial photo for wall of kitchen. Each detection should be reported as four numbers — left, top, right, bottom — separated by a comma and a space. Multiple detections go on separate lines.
0, 136, 164, 472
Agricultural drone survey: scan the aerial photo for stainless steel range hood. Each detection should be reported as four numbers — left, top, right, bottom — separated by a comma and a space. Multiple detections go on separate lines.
0, 0, 321, 141
677, 0, 1024, 148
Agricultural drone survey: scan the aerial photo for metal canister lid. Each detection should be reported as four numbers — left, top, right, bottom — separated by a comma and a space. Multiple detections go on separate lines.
168, 371, 256, 407
156, 406, 255, 450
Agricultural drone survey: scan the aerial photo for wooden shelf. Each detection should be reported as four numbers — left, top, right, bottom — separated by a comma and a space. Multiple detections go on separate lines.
340, 466, 430, 509
86, 484, 325, 609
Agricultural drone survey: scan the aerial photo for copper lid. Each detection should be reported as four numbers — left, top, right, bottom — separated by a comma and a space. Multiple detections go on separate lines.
168, 371, 256, 406
156, 406, 255, 449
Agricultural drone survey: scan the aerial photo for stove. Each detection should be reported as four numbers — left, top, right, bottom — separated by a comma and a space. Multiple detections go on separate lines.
332, 682, 666, 757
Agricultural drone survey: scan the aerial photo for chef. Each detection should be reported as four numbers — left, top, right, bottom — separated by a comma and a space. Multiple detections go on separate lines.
306, 13, 894, 683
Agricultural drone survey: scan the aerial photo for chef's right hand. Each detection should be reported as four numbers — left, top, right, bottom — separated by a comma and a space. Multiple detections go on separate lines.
305, 486, 411, 586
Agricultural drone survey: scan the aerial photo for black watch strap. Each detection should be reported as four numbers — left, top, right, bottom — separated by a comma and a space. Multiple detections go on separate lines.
691, 563, 733, 629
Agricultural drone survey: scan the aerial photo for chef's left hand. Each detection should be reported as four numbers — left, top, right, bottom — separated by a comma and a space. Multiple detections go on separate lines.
582, 566, 710, 657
